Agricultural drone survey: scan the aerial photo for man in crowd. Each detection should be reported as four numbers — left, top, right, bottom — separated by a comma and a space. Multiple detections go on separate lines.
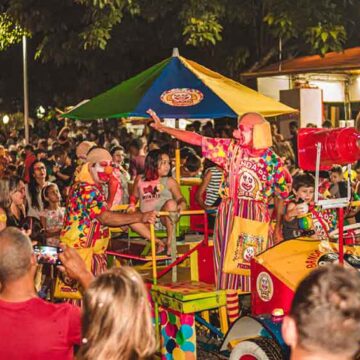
0, 227, 89, 360
282, 265, 360, 360
52, 146, 76, 196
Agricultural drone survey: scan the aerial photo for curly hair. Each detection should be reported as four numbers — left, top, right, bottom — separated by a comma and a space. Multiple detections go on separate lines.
290, 265, 360, 356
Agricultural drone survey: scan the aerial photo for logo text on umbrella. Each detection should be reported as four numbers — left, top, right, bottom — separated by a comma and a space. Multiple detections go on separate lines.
160, 88, 204, 107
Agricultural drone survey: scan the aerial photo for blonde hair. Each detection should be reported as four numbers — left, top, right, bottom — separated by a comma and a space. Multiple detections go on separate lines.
78, 267, 156, 360
238, 112, 272, 149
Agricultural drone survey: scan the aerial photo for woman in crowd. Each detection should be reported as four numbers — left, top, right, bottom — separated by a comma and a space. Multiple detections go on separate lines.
0, 177, 33, 238
78, 267, 156, 360
26, 160, 50, 219
6, 176, 27, 228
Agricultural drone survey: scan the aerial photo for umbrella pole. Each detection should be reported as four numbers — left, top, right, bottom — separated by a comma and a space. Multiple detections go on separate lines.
175, 140, 181, 184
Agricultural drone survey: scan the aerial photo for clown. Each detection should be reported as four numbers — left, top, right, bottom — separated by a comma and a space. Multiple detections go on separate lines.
148, 109, 289, 323
60, 148, 156, 283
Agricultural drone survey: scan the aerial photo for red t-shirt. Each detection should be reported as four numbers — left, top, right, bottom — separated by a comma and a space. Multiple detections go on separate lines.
0, 297, 81, 360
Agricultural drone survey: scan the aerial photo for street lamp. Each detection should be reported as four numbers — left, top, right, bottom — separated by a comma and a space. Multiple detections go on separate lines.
2, 115, 9, 125
23, 35, 29, 144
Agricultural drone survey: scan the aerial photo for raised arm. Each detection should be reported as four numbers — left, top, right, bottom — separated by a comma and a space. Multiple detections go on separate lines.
147, 109, 203, 147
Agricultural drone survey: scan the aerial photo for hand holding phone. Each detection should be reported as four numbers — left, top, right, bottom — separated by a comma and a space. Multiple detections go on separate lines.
296, 202, 309, 216
34, 245, 63, 265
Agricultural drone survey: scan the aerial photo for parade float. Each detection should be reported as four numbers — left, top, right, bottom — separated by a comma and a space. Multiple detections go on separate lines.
221, 126, 360, 359
65, 50, 360, 360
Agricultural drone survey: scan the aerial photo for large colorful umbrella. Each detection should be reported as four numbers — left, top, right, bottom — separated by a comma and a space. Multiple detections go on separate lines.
64, 52, 295, 120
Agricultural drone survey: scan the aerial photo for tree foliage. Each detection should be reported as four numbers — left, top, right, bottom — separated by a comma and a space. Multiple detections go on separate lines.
0, 13, 30, 51
0, 0, 358, 113
263, 0, 352, 55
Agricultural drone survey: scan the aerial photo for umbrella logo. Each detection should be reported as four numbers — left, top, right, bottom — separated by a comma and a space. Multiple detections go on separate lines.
160, 88, 204, 107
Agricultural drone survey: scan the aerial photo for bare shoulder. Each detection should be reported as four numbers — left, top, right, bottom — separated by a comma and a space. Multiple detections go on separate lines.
167, 177, 178, 187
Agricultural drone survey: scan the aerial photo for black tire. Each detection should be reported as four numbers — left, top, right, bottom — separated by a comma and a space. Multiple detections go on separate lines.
230, 337, 284, 360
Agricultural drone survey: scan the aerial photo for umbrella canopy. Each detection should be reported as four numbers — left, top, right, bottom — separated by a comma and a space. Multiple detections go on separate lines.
64, 54, 296, 120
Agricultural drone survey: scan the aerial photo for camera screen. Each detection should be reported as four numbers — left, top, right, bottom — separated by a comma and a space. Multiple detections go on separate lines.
34, 246, 59, 265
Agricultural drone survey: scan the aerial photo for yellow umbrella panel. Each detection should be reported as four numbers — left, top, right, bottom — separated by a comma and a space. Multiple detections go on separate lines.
181, 56, 295, 117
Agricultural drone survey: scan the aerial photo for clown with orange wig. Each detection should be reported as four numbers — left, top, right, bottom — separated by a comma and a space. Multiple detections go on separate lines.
148, 109, 289, 323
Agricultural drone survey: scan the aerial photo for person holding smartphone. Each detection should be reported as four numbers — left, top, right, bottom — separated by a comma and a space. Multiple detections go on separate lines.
0, 228, 85, 360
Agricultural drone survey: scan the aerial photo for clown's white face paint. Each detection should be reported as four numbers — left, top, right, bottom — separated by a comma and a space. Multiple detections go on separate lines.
233, 125, 252, 146
90, 161, 113, 184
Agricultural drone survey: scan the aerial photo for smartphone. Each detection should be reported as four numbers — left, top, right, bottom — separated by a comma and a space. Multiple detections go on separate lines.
34, 245, 63, 265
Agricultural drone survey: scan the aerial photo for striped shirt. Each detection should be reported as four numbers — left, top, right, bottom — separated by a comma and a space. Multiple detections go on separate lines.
204, 167, 223, 206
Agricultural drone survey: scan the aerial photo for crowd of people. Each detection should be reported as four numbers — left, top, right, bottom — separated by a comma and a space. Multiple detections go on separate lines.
2, 117, 360, 247
0, 112, 359, 359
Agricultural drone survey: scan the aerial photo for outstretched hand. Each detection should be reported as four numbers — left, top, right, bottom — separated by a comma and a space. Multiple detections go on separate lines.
147, 109, 163, 131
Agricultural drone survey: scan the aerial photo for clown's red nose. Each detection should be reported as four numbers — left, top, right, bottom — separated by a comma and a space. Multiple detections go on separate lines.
104, 165, 113, 175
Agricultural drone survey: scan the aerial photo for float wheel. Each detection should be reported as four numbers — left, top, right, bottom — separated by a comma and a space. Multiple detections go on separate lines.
230, 337, 284, 360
